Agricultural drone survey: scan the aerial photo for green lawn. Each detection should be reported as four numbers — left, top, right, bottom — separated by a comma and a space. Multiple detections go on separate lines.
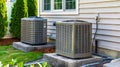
0, 45, 43, 64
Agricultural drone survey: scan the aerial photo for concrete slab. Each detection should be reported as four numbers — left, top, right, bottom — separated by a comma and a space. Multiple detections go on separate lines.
103, 62, 120, 67
13, 42, 55, 52
103, 58, 120, 67
44, 53, 102, 67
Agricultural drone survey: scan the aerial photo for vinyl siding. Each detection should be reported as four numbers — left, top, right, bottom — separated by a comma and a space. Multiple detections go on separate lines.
39, 0, 120, 51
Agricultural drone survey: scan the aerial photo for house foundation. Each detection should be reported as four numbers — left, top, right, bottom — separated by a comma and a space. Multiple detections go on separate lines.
98, 47, 120, 58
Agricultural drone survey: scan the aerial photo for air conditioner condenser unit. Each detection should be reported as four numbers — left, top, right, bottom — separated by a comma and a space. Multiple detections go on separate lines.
21, 17, 47, 45
56, 20, 92, 58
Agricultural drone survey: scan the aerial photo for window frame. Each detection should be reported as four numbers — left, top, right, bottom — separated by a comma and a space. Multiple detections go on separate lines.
40, 0, 79, 15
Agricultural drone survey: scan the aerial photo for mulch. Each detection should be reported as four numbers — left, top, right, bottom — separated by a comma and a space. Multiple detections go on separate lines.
0, 38, 20, 46
0, 38, 55, 53
34, 47, 55, 53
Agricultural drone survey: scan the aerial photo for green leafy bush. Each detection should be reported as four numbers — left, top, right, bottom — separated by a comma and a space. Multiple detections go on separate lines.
0, 59, 49, 67
10, 0, 28, 38
0, 0, 8, 39
27, 0, 38, 16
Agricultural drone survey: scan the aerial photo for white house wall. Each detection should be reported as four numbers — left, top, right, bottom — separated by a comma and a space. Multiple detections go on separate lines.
40, 0, 120, 51
79, 0, 120, 51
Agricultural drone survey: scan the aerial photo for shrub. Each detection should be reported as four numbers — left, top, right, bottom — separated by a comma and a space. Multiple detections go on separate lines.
0, 0, 8, 39
27, 0, 38, 16
10, 0, 28, 38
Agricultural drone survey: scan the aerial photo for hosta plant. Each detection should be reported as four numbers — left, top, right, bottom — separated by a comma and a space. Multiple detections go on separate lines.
0, 59, 49, 67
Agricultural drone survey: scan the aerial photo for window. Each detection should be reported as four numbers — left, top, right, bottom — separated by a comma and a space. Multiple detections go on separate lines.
66, 0, 76, 9
44, 0, 51, 10
43, 0, 76, 11
40, 0, 78, 14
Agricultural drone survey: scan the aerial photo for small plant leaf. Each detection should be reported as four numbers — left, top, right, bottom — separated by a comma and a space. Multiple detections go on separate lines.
17, 62, 24, 67
9, 59, 17, 66
30, 64, 34, 67
36, 62, 42, 67
42, 62, 47, 67
0, 61, 3, 67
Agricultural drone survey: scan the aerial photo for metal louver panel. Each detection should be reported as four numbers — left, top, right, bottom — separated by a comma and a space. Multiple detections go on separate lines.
56, 20, 92, 58
21, 17, 47, 45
